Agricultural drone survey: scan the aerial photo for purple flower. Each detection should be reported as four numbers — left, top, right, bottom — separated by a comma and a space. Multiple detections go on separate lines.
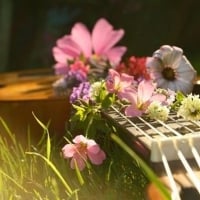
70, 82, 91, 103
68, 60, 89, 82
68, 70, 87, 83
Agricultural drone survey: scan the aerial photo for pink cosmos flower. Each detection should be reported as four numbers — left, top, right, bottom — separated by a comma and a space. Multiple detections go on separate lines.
53, 18, 127, 74
121, 80, 166, 117
106, 69, 135, 98
62, 135, 106, 171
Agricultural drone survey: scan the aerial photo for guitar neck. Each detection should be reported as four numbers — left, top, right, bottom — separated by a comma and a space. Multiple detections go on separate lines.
102, 105, 200, 200
0, 68, 63, 101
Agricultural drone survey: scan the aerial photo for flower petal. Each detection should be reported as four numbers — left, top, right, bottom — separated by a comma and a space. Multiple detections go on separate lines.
151, 93, 166, 103
56, 35, 81, 57
125, 105, 143, 117
154, 45, 183, 69
118, 88, 136, 101
87, 144, 100, 154
70, 156, 86, 171
119, 89, 137, 103
106, 69, 120, 92
105, 46, 127, 65
92, 18, 124, 53
169, 46, 183, 68
176, 56, 197, 81
93, 29, 125, 54
71, 22, 92, 57
73, 135, 87, 144
88, 150, 106, 165
138, 80, 155, 103
120, 73, 134, 88
52, 47, 73, 63
174, 79, 194, 94
155, 77, 168, 87
53, 63, 68, 75
62, 144, 76, 158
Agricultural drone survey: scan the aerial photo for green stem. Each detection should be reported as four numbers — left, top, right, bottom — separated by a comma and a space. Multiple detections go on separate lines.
85, 114, 94, 137
111, 134, 171, 200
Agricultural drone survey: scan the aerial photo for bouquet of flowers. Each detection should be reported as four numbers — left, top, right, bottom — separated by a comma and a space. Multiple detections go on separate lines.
52, 18, 198, 171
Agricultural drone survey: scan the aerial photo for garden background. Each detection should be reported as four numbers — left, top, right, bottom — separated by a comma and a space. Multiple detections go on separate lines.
0, 0, 200, 74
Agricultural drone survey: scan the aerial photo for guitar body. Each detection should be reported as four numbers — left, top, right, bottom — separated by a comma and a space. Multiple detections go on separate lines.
0, 68, 71, 144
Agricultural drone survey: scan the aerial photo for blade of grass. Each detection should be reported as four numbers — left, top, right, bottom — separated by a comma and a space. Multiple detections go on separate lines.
26, 152, 74, 196
74, 160, 84, 186
0, 117, 16, 145
111, 133, 171, 200
32, 112, 51, 160
0, 168, 28, 193
106, 160, 113, 182
33, 189, 45, 200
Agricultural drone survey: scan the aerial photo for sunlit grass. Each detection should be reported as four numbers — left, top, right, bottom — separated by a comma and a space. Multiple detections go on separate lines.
0, 116, 163, 200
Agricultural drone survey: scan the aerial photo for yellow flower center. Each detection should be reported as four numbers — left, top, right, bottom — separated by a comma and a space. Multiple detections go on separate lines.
92, 54, 100, 61
77, 142, 87, 153
162, 67, 176, 81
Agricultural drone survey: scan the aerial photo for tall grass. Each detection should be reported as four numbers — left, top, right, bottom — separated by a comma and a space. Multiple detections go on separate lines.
0, 116, 168, 200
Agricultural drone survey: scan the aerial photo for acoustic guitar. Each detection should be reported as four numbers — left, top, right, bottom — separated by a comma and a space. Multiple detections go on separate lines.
0, 68, 71, 144
103, 87, 200, 200
101, 79, 200, 200
1, 68, 200, 199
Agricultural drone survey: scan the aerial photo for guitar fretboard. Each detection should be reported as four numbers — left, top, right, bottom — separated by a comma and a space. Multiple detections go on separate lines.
103, 106, 200, 199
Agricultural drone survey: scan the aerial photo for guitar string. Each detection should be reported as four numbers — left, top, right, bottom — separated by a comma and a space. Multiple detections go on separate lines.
159, 146, 181, 200
176, 149, 200, 194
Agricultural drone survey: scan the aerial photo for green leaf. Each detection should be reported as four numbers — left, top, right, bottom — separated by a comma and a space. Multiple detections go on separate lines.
72, 104, 86, 121
101, 94, 114, 109
171, 91, 185, 111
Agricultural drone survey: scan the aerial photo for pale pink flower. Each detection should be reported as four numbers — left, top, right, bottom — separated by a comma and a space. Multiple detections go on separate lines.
53, 18, 127, 74
62, 135, 106, 170
121, 80, 166, 117
106, 69, 135, 98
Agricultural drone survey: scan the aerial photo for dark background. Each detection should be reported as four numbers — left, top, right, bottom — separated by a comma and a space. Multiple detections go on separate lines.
0, 0, 200, 73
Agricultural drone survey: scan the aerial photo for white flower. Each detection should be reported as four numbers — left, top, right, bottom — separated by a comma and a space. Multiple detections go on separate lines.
146, 45, 197, 94
89, 81, 107, 101
146, 101, 169, 121
155, 88, 176, 106
177, 94, 200, 121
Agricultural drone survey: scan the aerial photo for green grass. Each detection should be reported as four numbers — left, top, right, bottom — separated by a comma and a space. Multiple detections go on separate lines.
0, 116, 151, 200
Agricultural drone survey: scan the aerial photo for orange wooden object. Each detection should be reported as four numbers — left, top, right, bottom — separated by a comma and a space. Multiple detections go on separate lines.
146, 177, 172, 200
146, 182, 166, 200
0, 68, 71, 144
